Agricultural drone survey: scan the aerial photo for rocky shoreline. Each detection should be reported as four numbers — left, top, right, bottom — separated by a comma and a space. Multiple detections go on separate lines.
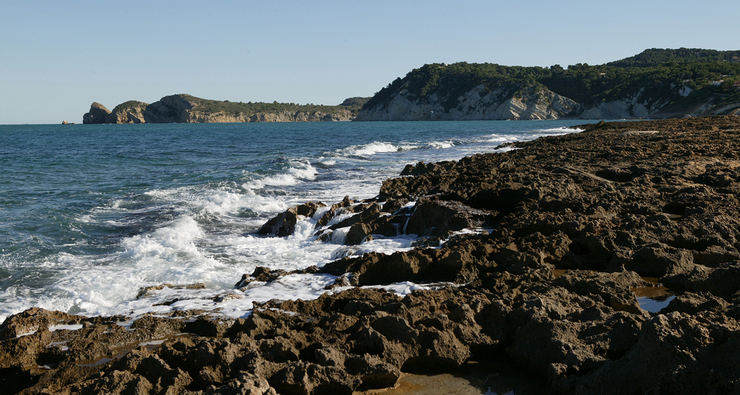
3, 116, 740, 394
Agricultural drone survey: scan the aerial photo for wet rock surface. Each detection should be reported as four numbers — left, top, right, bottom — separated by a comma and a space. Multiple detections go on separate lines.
4, 116, 740, 394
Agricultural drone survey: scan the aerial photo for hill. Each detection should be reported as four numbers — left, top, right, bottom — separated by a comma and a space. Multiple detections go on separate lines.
356, 48, 740, 121
83, 95, 369, 124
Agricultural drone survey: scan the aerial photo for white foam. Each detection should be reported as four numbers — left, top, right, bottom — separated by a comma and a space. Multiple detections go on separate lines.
242, 160, 317, 191
429, 140, 455, 149
317, 158, 336, 166
340, 142, 409, 157
330, 227, 349, 244
120, 216, 205, 262
16, 329, 38, 338
288, 161, 317, 181
326, 212, 357, 228
49, 324, 83, 332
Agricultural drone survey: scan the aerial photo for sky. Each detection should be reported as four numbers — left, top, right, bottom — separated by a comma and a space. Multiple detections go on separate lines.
1, 0, 739, 124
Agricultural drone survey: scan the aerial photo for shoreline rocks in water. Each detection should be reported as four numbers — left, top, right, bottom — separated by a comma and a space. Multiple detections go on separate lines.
3, 116, 740, 394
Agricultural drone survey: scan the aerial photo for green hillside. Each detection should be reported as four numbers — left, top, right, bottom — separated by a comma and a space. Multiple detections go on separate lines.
362, 48, 740, 117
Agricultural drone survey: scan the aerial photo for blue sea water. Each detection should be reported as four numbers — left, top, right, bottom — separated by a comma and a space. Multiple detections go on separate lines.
0, 120, 592, 321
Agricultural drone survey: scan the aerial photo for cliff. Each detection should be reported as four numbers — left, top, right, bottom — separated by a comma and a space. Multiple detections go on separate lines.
83, 94, 361, 124
356, 49, 740, 121
81, 102, 112, 124
354, 82, 579, 121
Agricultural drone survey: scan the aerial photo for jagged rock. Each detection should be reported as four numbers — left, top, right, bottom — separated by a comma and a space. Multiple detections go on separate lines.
552, 270, 649, 315
107, 101, 148, 123
626, 244, 695, 277
74, 370, 154, 395
662, 292, 729, 315
235, 266, 290, 288
662, 262, 740, 300
197, 372, 277, 395
256, 202, 325, 237
82, 102, 111, 124
557, 312, 740, 394
404, 198, 495, 237
320, 246, 480, 285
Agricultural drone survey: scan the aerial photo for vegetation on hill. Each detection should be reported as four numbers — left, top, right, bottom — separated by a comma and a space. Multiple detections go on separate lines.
362, 48, 740, 115
111, 100, 148, 113
339, 97, 370, 110
607, 48, 740, 68
180, 94, 368, 117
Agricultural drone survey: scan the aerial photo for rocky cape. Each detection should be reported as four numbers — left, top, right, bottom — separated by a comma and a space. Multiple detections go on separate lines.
356, 49, 740, 121
83, 95, 362, 124
4, 116, 740, 394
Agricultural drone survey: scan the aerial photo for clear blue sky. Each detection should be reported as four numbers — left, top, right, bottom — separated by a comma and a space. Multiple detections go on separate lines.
1, 0, 738, 124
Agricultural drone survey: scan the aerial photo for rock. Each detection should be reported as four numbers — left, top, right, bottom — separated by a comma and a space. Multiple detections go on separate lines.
662, 262, 740, 300
145, 94, 198, 123
627, 244, 695, 278
82, 102, 111, 124
558, 312, 740, 394
107, 101, 148, 123
315, 196, 357, 228
404, 198, 495, 238
201, 372, 277, 395
256, 202, 325, 237
552, 270, 648, 315
74, 370, 154, 395
235, 266, 290, 288
319, 246, 481, 285
662, 292, 729, 315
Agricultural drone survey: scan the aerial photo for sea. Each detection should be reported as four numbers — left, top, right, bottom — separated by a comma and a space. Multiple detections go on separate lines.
0, 120, 594, 323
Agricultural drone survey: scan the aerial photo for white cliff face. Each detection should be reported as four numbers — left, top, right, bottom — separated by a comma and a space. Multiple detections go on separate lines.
107, 104, 147, 124
185, 110, 353, 123
580, 89, 667, 119
679, 86, 693, 97
355, 85, 579, 121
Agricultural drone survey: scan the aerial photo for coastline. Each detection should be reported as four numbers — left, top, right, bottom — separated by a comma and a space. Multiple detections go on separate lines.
3, 115, 740, 394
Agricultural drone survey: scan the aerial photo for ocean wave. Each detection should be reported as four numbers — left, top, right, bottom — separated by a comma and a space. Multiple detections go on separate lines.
241, 160, 317, 191
428, 140, 455, 149
337, 141, 412, 158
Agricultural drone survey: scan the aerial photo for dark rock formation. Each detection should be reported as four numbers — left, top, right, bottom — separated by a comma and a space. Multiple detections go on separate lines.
256, 202, 325, 237
82, 102, 111, 124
